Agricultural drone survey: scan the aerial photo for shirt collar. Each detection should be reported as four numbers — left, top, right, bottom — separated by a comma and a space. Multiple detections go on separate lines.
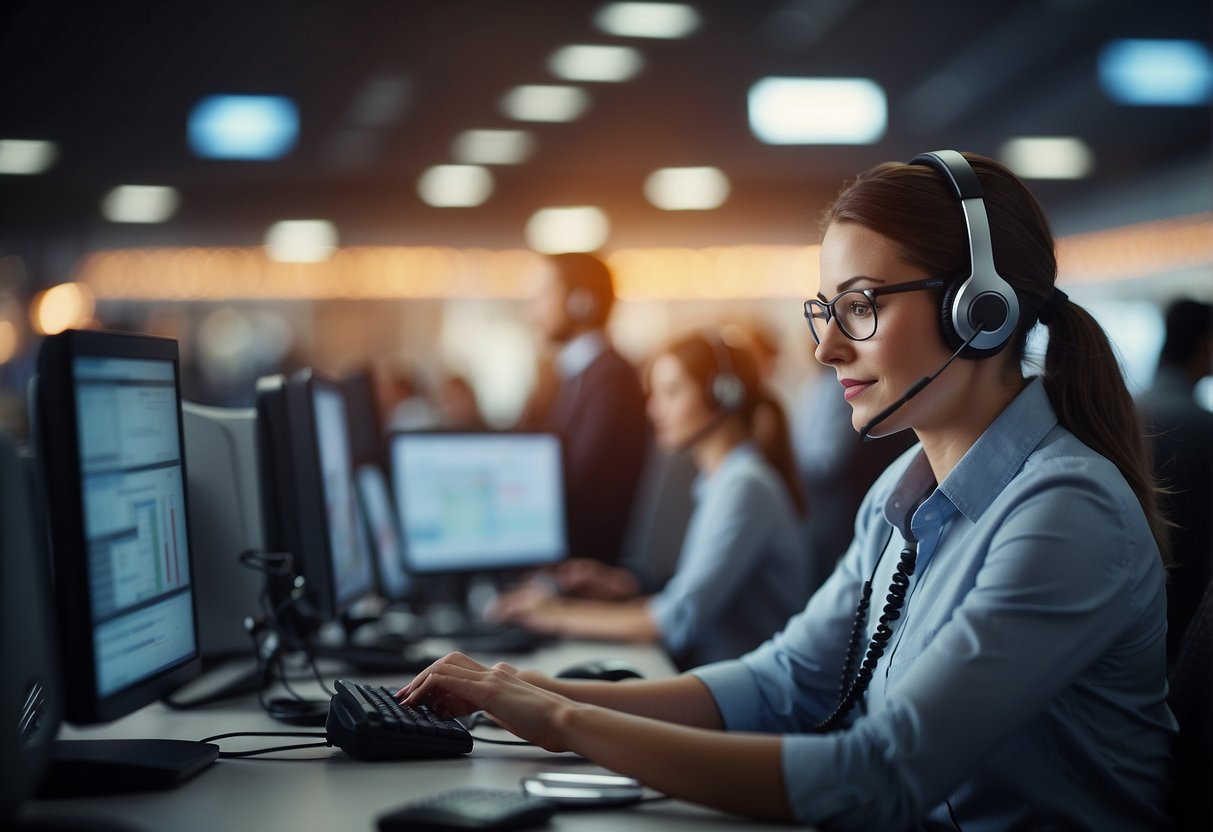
692, 441, 760, 503
884, 377, 1059, 537
556, 330, 608, 380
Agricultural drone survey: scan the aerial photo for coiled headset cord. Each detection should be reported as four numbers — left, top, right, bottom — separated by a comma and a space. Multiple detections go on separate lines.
812, 541, 917, 734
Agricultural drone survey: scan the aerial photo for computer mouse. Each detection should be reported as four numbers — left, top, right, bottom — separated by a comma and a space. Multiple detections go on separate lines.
555, 659, 644, 682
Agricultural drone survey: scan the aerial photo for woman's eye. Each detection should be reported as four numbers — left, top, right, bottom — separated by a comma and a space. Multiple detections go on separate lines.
846, 301, 873, 318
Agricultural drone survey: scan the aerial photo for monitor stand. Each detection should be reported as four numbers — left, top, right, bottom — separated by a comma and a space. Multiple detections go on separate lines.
37, 738, 218, 798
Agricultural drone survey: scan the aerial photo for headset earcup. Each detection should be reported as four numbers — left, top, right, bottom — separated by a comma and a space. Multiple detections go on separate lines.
939, 278, 965, 353
711, 374, 745, 411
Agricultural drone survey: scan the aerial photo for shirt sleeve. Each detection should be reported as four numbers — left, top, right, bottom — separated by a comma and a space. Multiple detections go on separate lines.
647, 467, 776, 655
778, 458, 1162, 829
689, 476, 897, 732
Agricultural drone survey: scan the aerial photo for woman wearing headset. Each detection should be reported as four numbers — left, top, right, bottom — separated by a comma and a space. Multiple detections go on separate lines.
400, 153, 1173, 830
492, 329, 808, 670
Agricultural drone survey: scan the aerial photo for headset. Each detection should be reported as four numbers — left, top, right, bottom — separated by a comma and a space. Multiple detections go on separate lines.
703, 328, 745, 412
910, 149, 1020, 359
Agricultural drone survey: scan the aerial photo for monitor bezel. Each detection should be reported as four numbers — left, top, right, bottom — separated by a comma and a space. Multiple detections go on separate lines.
35, 329, 201, 725
387, 428, 570, 576
285, 369, 376, 621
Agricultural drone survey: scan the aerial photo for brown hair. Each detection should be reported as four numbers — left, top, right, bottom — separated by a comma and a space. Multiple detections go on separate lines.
824, 153, 1168, 560
547, 252, 615, 327
653, 331, 807, 517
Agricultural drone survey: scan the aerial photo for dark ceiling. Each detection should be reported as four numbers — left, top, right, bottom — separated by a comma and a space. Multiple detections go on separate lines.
1, 0, 1209, 259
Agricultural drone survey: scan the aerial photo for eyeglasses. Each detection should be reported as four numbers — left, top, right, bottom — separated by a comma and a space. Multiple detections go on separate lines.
803, 278, 945, 344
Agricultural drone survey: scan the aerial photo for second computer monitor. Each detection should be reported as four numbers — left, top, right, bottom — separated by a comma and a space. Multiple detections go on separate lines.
256, 370, 377, 623
389, 431, 568, 575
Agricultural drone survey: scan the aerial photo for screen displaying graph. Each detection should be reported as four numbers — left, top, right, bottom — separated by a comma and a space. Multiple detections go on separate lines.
74, 356, 196, 698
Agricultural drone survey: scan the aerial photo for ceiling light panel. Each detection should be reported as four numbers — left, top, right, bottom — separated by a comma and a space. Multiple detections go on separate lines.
644, 167, 731, 210
417, 165, 494, 207
1098, 39, 1213, 106
101, 185, 181, 223
188, 95, 299, 160
548, 45, 644, 82
595, 3, 701, 39
525, 206, 610, 253
264, 220, 338, 263
0, 139, 57, 174
1000, 137, 1094, 180
748, 77, 886, 145
500, 85, 590, 122
451, 130, 536, 165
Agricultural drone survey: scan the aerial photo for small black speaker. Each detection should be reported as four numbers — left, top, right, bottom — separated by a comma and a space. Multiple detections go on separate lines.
0, 431, 61, 822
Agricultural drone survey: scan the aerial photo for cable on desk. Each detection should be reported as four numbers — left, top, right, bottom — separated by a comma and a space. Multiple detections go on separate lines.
199, 730, 331, 758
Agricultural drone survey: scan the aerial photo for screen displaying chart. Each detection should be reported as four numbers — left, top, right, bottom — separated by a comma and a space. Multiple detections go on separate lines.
74, 356, 196, 698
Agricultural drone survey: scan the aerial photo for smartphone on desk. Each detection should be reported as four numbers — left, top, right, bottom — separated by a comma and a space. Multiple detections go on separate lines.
521, 771, 646, 807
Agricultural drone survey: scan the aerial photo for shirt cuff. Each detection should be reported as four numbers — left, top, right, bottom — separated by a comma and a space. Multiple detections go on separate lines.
688, 659, 765, 731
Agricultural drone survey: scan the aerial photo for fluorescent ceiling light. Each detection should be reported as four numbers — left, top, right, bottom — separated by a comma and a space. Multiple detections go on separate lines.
101, 185, 181, 223
500, 85, 590, 122
644, 166, 731, 210
0, 139, 57, 174
188, 95, 299, 160
525, 206, 610, 253
548, 45, 644, 82
417, 165, 494, 207
595, 3, 701, 39
748, 77, 886, 145
1000, 137, 1094, 180
264, 220, 338, 263
1099, 39, 1213, 106
451, 130, 535, 165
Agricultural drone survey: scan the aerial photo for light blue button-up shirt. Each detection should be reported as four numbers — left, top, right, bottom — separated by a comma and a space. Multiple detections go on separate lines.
693, 379, 1175, 830
648, 441, 806, 668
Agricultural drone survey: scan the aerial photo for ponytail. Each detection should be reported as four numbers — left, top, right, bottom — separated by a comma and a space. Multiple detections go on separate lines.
746, 389, 808, 518
1041, 298, 1171, 562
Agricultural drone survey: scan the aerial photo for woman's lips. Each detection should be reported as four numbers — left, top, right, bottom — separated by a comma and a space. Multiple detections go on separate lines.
840, 379, 873, 401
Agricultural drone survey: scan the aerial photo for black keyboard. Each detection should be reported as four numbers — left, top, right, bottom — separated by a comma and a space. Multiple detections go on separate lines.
326, 679, 473, 760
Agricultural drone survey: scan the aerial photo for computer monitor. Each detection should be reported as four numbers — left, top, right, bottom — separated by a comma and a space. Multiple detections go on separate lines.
341, 367, 385, 468
181, 401, 266, 657
389, 431, 568, 575
31, 328, 217, 794
254, 369, 377, 625
354, 462, 414, 603
0, 431, 60, 822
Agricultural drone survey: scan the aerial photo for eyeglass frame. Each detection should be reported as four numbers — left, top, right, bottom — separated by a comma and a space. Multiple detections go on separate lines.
803, 277, 946, 344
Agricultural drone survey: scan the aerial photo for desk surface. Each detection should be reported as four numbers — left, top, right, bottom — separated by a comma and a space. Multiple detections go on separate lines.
22, 639, 801, 831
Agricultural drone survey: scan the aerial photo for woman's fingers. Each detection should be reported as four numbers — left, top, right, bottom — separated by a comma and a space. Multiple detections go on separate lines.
395, 651, 483, 698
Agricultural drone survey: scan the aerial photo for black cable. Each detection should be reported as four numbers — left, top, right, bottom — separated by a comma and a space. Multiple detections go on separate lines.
198, 730, 332, 759
813, 542, 918, 733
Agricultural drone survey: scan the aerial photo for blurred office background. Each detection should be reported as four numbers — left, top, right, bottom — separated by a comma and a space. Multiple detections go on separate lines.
0, 0, 1209, 435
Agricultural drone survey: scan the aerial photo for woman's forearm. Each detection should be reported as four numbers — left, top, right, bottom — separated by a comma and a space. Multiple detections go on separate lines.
553, 702, 792, 822
518, 671, 724, 728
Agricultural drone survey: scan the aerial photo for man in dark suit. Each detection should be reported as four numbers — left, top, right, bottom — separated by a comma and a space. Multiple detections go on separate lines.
525, 252, 648, 566
1137, 298, 1213, 665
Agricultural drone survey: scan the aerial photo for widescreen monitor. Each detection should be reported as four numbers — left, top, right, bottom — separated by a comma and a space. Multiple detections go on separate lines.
389, 431, 568, 575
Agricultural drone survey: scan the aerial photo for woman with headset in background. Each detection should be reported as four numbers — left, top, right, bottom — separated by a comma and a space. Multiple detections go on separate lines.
492, 328, 808, 670
399, 152, 1174, 830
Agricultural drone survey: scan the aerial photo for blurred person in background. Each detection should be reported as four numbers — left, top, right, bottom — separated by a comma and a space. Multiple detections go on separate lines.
1136, 297, 1213, 664
520, 252, 648, 566
435, 373, 487, 430
493, 329, 808, 670
375, 356, 440, 432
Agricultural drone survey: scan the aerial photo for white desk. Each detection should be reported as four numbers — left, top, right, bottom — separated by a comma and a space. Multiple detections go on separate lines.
21, 640, 802, 831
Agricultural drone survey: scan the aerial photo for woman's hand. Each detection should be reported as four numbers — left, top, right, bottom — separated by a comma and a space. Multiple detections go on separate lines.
396, 652, 580, 752
553, 558, 641, 601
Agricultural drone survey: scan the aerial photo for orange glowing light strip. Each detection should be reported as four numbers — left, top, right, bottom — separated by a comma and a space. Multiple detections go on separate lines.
75, 213, 1212, 302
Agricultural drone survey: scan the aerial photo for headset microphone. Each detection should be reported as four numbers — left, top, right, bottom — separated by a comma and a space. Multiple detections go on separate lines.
859, 321, 987, 441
